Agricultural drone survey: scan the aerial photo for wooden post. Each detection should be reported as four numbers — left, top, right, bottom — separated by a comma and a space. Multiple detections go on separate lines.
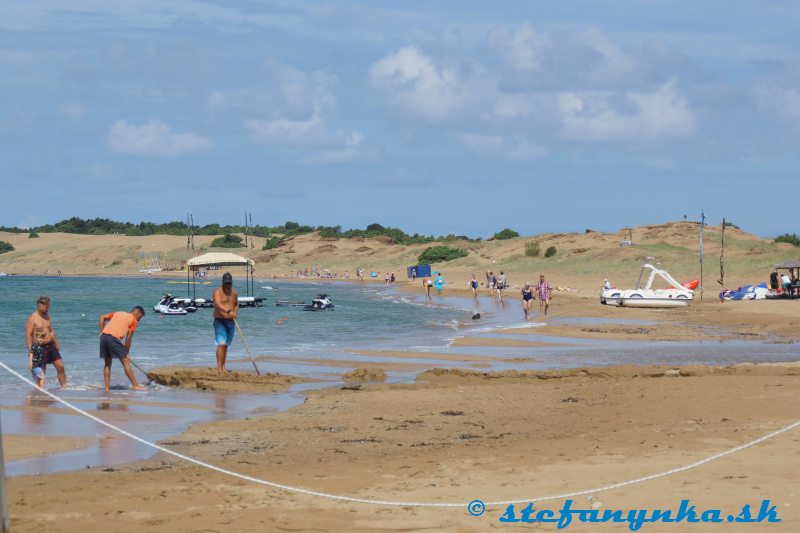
699, 211, 705, 301
0, 411, 10, 533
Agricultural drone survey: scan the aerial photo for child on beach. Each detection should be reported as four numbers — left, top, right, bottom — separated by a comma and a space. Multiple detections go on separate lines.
29, 344, 46, 387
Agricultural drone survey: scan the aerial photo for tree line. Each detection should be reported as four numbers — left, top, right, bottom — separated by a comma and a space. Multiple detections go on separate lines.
0, 217, 480, 244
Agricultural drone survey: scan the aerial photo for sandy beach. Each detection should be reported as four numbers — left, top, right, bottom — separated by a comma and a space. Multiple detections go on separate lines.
3, 286, 799, 531
2, 222, 800, 531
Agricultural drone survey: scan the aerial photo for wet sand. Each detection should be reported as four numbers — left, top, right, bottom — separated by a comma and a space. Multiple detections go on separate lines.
3, 434, 95, 462
4, 293, 800, 531
6, 362, 799, 531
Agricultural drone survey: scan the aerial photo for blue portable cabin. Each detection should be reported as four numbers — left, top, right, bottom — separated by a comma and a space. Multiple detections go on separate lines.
407, 264, 431, 278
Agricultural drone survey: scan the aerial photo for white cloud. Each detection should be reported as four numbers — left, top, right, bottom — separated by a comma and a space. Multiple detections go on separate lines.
369, 46, 487, 122
486, 23, 549, 73
558, 83, 695, 142
107, 119, 214, 157
246, 104, 326, 145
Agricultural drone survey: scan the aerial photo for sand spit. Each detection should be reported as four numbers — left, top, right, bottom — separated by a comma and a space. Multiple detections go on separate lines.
147, 366, 306, 393
342, 367, 387, 383
8, 361, 799, 531
3, 434, 96, 462
417, 361, 800, 383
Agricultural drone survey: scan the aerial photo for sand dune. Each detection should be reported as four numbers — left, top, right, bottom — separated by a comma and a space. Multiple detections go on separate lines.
2, 220, 798, 295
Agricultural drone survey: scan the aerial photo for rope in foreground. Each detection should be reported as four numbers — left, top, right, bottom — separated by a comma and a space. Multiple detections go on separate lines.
2, 360, 798, 508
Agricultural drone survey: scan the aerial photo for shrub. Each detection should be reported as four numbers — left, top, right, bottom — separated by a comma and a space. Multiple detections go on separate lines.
28, 231, 39, 238
775, 233, 800, 247
525, 242, 540, 257
0, 241, 14, 254
544, 246, 557, 258
210, 234, 244, 248
318, 226, 341, 240
262, 237, 284, 250
418, 246, 468, 264
724, 221, 740, 229
493, 228, 519, 240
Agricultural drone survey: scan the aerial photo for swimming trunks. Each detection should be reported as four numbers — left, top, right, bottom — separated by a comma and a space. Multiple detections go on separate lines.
33, 342, 62, 364
99, 333, 127, 359
213, 318, 236, 346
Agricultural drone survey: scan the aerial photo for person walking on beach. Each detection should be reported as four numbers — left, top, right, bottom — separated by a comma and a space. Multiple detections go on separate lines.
486, 270, 494, 295
213, 272, 239, 371
521, 282, 534, 319
535, 274, 552, 316
423, 275, 432, 299
469, 273, 479, 298
99, 306, 145, 390
496, 271, 507, 301
25, 296, 67, 387
411, 268, 416, 282
434, 272, 445, 294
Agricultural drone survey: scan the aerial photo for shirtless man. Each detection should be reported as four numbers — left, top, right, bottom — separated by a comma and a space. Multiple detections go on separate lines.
213, 272, 239, 371
25, 296, 67, 387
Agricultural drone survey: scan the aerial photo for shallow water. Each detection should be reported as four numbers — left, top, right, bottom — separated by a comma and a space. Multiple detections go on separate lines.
1, 275, 797, 476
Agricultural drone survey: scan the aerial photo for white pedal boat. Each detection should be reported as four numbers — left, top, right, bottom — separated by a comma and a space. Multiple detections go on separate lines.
601, 263, 694, 308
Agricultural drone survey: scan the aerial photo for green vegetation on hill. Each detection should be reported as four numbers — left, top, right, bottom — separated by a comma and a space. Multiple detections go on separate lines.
0, 241, 14, 254
418, 246, 468, 263
262, 237, 284, 250
210, 234, 244, 248
775, 233, 800, 247
492, 228, 519, 240
0, 217, 482, 243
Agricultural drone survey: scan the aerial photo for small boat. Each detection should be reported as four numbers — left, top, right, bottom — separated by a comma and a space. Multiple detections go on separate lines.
600, 263, 694, 308
140, 256, 162, 274
303, 294, 335, 311
276, 300, 306, 307
153, 294, 193, 315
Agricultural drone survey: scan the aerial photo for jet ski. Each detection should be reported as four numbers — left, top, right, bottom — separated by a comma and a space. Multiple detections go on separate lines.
303, 294, 334, 311
154, 294, 192, 315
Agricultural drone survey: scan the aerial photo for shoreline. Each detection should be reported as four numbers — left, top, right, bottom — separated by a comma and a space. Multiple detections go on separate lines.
4, 264, 800, 529
6, 360, 799, 531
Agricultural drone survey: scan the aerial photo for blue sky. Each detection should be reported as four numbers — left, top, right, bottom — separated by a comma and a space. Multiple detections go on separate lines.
1, 1, 799, 238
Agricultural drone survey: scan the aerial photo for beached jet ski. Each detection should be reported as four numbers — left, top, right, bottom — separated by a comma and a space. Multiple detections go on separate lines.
154, 294, 194, 315
303, 294, 334, 311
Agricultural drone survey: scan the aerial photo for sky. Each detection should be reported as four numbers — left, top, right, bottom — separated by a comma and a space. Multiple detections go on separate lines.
1, 1, 799, 238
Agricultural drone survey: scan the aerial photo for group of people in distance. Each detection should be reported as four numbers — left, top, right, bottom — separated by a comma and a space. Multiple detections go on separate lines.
24, 272, 242, 390
481, 271, 552, 319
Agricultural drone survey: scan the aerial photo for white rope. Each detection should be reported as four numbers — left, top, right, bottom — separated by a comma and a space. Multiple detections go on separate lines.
1, 360, 797, 508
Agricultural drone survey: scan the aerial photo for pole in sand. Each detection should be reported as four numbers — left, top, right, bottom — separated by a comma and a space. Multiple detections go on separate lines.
233, 318, 261, 376
128, 358, 154, 385
1, 409, 9, 533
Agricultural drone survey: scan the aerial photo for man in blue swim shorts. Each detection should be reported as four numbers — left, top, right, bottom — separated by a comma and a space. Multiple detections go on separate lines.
212, 272, 239, 371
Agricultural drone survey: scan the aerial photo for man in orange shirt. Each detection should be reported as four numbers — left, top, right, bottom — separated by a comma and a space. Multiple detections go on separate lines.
99, 306, 146, 390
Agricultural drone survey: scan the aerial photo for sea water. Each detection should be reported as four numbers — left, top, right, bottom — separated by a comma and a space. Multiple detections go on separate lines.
0, 275, 483, 475
1, 275, 797, 476
0, 275, 475, 391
